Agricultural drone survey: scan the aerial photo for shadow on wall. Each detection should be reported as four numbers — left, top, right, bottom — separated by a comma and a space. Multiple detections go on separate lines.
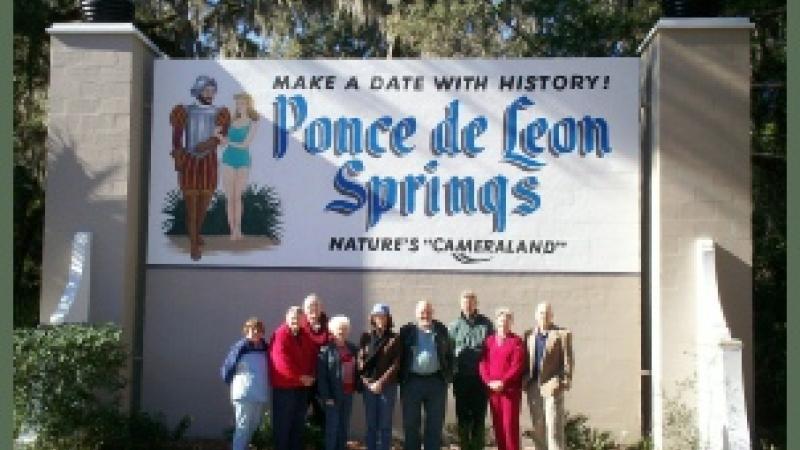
713, 243, 754, 428
43, 129, 128, 324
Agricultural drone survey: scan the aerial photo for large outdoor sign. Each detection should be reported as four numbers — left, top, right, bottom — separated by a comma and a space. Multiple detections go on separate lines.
146, 59, 640, 271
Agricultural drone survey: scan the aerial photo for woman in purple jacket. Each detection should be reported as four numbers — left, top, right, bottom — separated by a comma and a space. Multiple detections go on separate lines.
317, 315, 360, 450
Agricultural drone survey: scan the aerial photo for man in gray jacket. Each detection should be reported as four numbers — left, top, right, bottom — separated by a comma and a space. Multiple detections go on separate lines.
448, 290, 494, 450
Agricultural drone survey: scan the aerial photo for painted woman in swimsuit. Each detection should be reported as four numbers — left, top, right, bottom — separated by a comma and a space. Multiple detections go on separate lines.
218, 93, 259, 241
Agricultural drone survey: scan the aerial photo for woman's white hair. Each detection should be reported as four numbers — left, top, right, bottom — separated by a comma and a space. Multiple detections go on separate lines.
328, 315, 350, 331
495, 307, 514, 320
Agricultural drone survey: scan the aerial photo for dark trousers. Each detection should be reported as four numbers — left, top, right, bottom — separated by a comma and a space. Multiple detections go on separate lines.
324, 394, 354, 450
309, 382, 326, 427
309, 383, 326, 450
401, 374, 447, 450
453, 375, 488, 450
272, 387, 309, 450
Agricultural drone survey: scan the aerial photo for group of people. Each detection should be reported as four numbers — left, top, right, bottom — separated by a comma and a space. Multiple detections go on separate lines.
220, 291, 574, 450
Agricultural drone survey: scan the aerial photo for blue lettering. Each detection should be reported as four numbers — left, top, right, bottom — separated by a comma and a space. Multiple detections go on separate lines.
479, 176, 508, 232
334, 117, 363, 155
512, 176, 540, 215
462, 116, 487, 156
325, 160, 366, 214
445, 177, 477, 215
273, 94, 307, 159
391, 117, 416, 156
366, 116, 392, 157
550, 118, 577, 154
368, 176, 397, 229
304, 117, 332, 154
401, 175, 426, 215
424, 161, 440, 215
432, 100, 460, 155
503, 96, 545, 170
523, 118, 548, 155
580, 116, 612, 156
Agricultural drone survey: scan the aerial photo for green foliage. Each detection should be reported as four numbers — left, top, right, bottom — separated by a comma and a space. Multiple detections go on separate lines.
721, 1, 786, 448
245, 410, 274, 449
13, 164, 44, 327
661, 379, 699, 450
625, 436, 654, 450
14, 324, 126, 441
223, 411, 325, 450
305, 419, 325, 450
161, 185, 283, 240
563, 413, 618, 450
387, 0, 659, 58
522, 411, 655, 450
13, 324, 191, 449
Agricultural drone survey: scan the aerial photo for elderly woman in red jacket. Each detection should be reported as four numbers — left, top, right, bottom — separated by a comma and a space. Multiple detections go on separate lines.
269, 306, 317, 450
479, 307, 525, 450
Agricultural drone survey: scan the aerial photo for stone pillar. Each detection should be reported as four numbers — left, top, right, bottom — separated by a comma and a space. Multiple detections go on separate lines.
639, 18, 754, 449
42, 23, 163, 407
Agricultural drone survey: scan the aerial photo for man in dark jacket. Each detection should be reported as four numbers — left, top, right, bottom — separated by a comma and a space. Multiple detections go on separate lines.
448, 290, 494, 450
399, 300, 454, 450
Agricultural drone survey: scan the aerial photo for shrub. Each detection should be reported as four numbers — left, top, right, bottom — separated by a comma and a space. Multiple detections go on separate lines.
13, 324, 190, 450
224, 410, 273, 450
662, 378, 700, 450
223, 411, 325, 450
523, 410, 651, 450
14, 324, 126, 441
564, 413, 618, 450
162, 185, 283, 240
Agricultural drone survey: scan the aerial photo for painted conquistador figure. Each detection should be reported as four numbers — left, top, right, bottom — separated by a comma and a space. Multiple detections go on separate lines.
169, 75, 231, 261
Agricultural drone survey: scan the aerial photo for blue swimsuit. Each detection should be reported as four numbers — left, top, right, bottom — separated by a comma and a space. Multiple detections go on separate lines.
222, 123, 252, 169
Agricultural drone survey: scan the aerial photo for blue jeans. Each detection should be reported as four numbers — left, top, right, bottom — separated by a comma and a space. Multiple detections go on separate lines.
401, 375, 447, 450
364, 383, 398, 450
272, 387, 309, 450
325, 394, 354, 450
232, 400, 266, 450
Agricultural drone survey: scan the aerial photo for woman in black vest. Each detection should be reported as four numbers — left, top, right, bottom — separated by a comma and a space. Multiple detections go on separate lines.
357, 304, 403, 450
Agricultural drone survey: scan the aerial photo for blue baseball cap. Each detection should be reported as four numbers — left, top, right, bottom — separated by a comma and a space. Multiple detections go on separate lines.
371, 303, 390, 316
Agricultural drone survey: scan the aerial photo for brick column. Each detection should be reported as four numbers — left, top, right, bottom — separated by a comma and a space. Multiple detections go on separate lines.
639, 18, 754, 449
42, 23, 163, 408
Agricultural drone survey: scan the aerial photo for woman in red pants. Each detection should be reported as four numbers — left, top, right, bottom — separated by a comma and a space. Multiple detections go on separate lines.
479, 308, 525, 450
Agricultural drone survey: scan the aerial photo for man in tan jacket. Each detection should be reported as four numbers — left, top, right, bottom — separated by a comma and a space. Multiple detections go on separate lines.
522, 302, 573, 450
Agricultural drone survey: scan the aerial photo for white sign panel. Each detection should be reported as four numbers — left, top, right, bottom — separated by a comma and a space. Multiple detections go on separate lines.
147, 59, 640, 271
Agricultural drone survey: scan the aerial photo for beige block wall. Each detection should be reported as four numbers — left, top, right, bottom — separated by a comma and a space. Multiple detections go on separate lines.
43, 28, 157, 407
43, 32, 155, 325
141, 270, 642, 441
641, 23, 753, 447
43, 34, 136, 325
